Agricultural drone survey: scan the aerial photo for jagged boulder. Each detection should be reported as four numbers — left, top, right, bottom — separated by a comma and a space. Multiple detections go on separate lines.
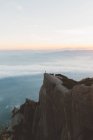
1, 100, 38, 140
1, 73, 93, 140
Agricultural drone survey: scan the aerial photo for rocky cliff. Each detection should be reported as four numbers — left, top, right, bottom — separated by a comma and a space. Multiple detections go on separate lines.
1, 73, 93, 140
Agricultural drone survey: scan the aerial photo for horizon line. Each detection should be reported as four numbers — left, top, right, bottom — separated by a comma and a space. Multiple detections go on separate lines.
0, 48, 93, 52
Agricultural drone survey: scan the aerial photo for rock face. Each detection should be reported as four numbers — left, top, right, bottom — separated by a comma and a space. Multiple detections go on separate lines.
1, 73, 93, 140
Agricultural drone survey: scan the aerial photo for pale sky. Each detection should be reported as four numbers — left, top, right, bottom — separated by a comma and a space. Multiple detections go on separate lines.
0, 0, 93, 50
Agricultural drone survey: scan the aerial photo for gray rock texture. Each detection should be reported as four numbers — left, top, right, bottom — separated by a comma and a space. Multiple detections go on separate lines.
1, 73, 93, 140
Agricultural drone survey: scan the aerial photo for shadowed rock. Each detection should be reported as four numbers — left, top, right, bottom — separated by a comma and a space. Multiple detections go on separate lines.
1, 73, 93, 140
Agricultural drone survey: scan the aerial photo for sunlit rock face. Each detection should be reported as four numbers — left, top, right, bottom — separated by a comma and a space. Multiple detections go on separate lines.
1, 73, 93, 140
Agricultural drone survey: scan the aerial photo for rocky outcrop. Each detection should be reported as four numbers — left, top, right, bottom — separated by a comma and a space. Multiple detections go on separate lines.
1, 73, 93, 140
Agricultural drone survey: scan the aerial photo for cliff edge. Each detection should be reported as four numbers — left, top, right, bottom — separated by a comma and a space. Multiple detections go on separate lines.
1, 73, 93, 140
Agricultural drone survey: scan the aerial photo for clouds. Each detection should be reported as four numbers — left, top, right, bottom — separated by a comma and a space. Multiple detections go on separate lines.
7, 0, 24, 12
16, 5, 23, 11
0, 0, 24, 12
55, 28, 93, 37
0, 0, 93, 49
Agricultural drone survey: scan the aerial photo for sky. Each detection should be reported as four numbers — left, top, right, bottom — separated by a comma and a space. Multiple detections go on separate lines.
0, 0, 93, 50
